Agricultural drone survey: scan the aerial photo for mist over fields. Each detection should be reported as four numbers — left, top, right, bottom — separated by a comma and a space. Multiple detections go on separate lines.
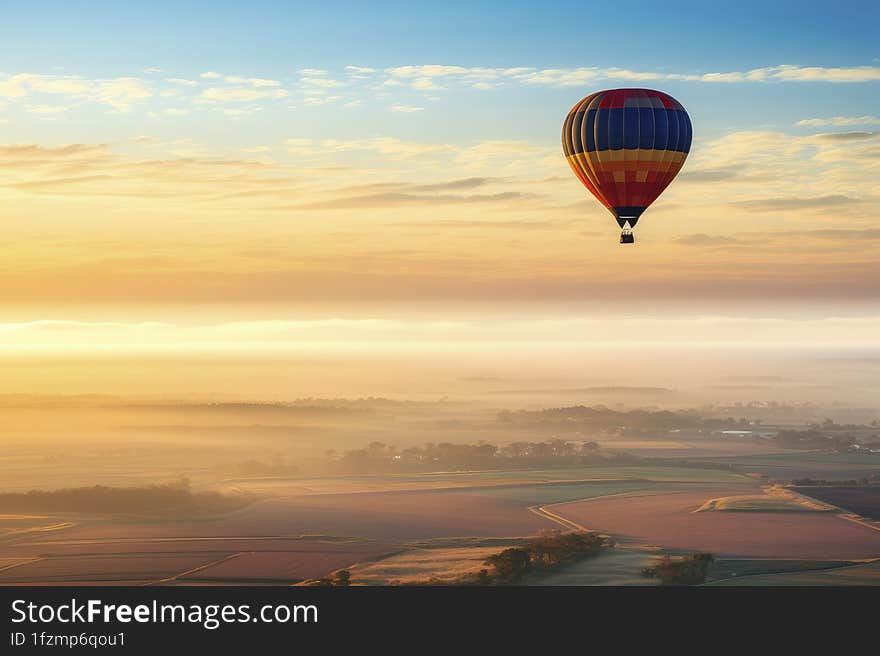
2, 322, 879, 586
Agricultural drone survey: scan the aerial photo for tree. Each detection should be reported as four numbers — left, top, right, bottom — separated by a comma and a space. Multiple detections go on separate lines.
333, 569, 351, 587
484, 548, 531, 581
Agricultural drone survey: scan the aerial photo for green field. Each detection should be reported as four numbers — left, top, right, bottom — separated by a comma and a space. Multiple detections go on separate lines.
694, 492, 831, 513
526, 548, 662, 586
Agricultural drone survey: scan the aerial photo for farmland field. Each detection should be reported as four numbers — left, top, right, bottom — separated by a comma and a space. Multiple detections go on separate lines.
211, 465, 751, 497
792, 487, 880, 520
705, 452, 880, 482
1, 461, 877, 585
706, 560, 880, 586
548, 487, 880, 559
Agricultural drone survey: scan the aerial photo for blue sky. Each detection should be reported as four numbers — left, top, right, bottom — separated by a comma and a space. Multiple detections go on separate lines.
2, 0, 878, 147
4, 1, 878, 71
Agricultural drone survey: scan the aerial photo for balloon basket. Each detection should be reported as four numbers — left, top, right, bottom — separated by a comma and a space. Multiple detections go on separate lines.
619, 230, 634, 244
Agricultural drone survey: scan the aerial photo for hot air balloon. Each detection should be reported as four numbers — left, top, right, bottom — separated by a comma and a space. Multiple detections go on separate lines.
562, 88, 692, 244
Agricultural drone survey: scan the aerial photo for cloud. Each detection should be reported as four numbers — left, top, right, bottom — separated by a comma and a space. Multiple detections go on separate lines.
200, 87, 288, 101
345, 66, 375, 74
380, 63, 880, 89
26, 104, 70, 114
678, 167, 740, 183
597, 64, 880, 84
411, 77, 441, 91
0, 74, 153, 110
298, 68, 328, 76
225, 76, 281, 87
408, 177, 493, 192
796, 116, 880, 127
390, 103, 424, 113
674, 233, 744, 246
92, 77, 152, 110
387, 65, 471, 78
754, 65, 880, 82
303, 95, 342, 106
395, 218, 560, 230
297, 190, 527, 209
731, 194, 859, 212
0, 143, 109, 163
515, 68, 600, 86
285, 137, 455, 160
11, 174, 115, 191
804, 229, 880, 241
811, 131, 878, 141
247, 78, 280, 87
299, 76, 345, 88
11, 74, 89, 95
200, 72, 282, 88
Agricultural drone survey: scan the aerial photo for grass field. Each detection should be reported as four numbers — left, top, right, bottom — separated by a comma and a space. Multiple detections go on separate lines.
694, 487, 832, 513
526, 548, 662, 586
348, 546, 500, 585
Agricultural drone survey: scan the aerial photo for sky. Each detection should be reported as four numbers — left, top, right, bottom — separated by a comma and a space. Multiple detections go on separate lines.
0, 1, 878, 375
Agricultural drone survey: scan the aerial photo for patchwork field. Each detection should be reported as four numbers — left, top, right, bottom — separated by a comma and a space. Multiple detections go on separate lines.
0, 533, 390, 585
2, 462, 876, 585
0, 553, 221, 584
184, 545, 394, 584
548, 487, 880, 559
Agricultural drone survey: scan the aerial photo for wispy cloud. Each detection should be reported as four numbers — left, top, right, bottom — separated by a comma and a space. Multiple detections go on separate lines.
390, 103, 424, 113
200, 87, 288, 102
731, 194, 859, 212
811, 131, 878, 141
383, 63, 880, 87
0, 73, 152, 110
796, 116, 880, 127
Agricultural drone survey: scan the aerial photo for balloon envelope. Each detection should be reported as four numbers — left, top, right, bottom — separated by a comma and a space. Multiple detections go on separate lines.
562, 88, 692, 232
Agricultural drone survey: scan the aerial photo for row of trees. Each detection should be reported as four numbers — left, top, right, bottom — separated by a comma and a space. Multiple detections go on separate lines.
300, 570, 351, 587
498, 405, 703, 434
325, 440, 613, 474
772, 429, 858, 451
641, 553, 714, 585
473, 530, 613, 584
0, 479, 248, 516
